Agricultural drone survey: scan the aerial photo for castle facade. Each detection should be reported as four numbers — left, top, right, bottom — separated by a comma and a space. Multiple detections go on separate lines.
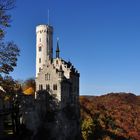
35, 24, 80, 108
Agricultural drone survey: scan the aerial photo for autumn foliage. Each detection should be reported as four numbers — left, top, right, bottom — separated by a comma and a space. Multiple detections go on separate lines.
23, 87, 34, 95
80, 93, 140, 140
22, 78, 35, 95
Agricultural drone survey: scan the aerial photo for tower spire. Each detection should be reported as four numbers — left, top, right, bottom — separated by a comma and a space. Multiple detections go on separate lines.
56, 37, 60, 58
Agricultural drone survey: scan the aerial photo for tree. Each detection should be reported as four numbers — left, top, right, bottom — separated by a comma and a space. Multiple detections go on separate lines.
23, 87, 34, 95
0, 75, 15, 94
24, 78, 35, 89
81, 117, 96, 140
0, 0, 20, 74
0, 41, 19, 74
22, 78, 35, 94
0, 0, 16, 39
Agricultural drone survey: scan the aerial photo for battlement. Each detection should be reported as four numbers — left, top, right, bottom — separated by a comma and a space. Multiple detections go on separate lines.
36, 24, 53, 34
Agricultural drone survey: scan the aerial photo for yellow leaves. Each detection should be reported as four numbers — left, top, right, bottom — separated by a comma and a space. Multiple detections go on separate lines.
81, 117, 94, 140
22, 78, 35, 95
23, 87, 34, 95
4, 95, 10, 101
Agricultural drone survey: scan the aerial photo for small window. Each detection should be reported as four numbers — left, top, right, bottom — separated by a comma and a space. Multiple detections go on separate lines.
41, 85, 43, 90
39, 67, 41, 72
53, 84, 57, 90
45, 74, 47, 80
39, 84, 43, 90
45, 73, 50, 80
39, 46, 42, 52
39, 58, 41, 63
39, 38, 41, 42
46, 84, 50, 91
56, 60, 58, 64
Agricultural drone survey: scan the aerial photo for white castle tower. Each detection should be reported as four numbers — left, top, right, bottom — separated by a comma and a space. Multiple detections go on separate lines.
36, 25, 53, 77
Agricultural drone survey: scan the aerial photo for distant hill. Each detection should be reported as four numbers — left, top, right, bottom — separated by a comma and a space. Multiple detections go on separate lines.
80, 93, 140, 140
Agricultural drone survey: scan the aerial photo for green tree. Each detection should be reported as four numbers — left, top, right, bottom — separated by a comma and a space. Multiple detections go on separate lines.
81, 118, 94, 140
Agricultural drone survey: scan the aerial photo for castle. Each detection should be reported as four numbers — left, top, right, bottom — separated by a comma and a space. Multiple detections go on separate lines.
0, 24, 81, 140
33, 24, 81, 139
35, 24, 80, 108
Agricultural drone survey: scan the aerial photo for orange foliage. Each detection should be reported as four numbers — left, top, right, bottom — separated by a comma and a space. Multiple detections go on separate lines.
80, 93, 140, 140
23, 87, 34, 95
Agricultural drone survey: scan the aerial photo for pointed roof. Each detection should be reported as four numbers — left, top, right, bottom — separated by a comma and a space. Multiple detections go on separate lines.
56, 38, 60, 58
56, 39, 60, 52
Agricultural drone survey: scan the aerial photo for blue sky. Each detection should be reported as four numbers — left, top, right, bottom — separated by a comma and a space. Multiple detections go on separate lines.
5, 0, 140, 95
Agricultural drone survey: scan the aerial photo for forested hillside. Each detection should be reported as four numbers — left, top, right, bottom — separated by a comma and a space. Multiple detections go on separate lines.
80, 93, 140, 140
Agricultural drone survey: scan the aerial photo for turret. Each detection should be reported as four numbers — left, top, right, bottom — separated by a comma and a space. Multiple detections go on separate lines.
56, 38, 60, 58
36, 25, 53, 77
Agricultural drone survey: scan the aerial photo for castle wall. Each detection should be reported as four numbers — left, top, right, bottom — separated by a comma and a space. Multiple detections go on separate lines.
36, 64, 62, 101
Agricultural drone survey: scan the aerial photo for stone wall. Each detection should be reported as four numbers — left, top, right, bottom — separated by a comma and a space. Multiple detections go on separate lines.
22, 91, 82, 140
